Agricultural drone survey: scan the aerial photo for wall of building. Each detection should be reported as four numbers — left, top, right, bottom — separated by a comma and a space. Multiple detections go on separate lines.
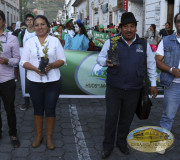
129, 0, 144, 37
0, 0, 20, 27
145, 0, 180, 33
74, 0, 87, 23
65, 0, 75, 20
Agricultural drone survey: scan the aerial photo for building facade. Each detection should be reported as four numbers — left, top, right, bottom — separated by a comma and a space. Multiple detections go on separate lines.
0, 0, 20, 26
144, 0, 180, 34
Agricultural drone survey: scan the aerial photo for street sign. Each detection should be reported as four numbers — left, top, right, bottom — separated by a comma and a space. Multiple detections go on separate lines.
117, 0, 128, 11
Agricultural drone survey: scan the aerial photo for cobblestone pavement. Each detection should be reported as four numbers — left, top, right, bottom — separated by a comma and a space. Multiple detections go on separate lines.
0, 81, 179, 160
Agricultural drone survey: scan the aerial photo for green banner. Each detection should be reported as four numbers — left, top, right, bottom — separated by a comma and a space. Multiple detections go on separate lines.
60, 50, 107, 95
92, 31, 109, 47
21, 50, 164, 98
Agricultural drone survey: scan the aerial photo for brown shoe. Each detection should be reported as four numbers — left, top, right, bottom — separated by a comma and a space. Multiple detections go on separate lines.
32, 116, 43, 148
46, 117, 55, 150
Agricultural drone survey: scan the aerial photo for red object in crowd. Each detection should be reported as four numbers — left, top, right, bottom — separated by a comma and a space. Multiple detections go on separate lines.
109, 26, 115, 29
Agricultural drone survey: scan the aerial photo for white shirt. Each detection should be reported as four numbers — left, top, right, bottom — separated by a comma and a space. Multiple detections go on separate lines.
20, 35, 66, 83
23, 29, 36, 46
97, 35, 157, 86
156, 34, 180, 83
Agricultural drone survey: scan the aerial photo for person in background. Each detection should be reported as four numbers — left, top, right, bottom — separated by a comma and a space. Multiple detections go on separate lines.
99, 24, 104, 33
18, 13, 36, 111
64, 19, 89, 51
0, 10, 20, 148
97, 12, 157, 159
12, 21, 21, 37
64, 18, 75, 38
85, 25, 93, 40
20, 15, 66, 150
56, 24, 66, 47
145, 24, 160, 52
8, 21, 16, 33
12, 21, 22, 81
109, 23, 114, 29
159, 22, 174, 38
107, 28, 117, 37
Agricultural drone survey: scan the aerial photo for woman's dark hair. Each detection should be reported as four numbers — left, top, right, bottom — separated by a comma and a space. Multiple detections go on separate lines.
34, 15, 50, 28
75, 22, 89, 38
151, 24, 156, 39
0, 10, 6, 22
165, 22, 171, 26
174, 13, 180, 24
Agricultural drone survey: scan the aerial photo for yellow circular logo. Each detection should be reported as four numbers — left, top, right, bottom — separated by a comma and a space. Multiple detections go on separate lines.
127, 126, 174, 152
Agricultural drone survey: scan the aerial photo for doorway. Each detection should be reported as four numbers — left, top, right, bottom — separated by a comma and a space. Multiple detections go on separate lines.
167, 0, 174, 28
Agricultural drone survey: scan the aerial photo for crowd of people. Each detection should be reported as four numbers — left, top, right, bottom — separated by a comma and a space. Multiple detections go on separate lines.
0, 9, 180, 159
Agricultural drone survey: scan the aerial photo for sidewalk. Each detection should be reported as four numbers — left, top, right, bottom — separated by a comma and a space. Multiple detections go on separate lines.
0, 81, 179, 160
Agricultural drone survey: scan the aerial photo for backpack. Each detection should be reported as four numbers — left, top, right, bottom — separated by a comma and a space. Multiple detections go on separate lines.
20, 29, 26, 47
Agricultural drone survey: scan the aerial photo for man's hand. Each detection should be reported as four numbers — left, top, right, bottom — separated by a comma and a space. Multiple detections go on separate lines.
0, 57, 9, 64
150, 86, 158, 99
106, 59, 113, 67
172, 68, 180, 78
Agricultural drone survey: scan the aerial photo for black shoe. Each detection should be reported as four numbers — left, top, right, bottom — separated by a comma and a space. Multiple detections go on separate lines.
101, 149, 113, 159
10, 136, 20, 148
117, 146, 129, 155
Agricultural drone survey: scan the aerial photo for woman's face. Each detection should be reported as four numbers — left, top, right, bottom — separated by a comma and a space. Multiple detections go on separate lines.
150, 25, 154, 31
75, 24, 80, 33
0, 16, 5, 30
34, 18, 48, 37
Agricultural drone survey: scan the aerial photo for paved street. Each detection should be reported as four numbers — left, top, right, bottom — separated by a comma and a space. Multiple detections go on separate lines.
0, 81, 180, 160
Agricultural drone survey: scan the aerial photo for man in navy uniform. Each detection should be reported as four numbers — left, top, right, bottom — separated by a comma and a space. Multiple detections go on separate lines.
97, 12, 157, 158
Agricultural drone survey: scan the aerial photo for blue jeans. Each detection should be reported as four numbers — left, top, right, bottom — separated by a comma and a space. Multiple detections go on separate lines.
160, 83, 180, 131
27, 79, 61, 117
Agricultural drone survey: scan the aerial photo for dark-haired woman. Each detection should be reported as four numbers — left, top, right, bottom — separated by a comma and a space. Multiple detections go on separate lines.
145, 24, 160, 52
20, 15, 66, 150
64, 20, 89, 51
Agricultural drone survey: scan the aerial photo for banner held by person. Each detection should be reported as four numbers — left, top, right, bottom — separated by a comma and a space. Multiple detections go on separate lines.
92, 31, 109, 47
19, 50, 164, 98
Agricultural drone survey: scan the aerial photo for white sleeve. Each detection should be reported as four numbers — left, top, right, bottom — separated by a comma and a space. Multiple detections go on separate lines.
156, 40, 164, 56
96, 39, 110, 67
19, 41, 31, 67
147, 42, 157, 87
55, 38, 66, 64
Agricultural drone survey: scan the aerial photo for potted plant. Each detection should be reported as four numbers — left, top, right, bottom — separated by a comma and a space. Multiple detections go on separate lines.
107, 36, 120, 66
38, 41, 49, 74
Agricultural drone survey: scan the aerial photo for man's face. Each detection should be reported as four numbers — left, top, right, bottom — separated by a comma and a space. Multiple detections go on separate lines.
175, 15, 180, 33
26, 16, 34, 28
0, 16, 5, 30
121, 23, 136, 41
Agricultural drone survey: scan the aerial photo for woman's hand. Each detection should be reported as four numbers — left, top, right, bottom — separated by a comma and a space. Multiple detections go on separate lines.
45, 63, 53, 73
34, 68, 46, 76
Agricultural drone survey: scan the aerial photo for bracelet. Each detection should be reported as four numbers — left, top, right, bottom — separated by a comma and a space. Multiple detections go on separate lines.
169, 67, 175, 74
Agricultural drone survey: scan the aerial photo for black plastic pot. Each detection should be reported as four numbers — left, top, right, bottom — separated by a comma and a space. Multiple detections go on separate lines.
38, 57, 49, 74
108, 48, 120, 66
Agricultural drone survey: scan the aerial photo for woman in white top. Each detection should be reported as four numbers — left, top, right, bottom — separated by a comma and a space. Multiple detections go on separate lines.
20, 15, 66, 150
